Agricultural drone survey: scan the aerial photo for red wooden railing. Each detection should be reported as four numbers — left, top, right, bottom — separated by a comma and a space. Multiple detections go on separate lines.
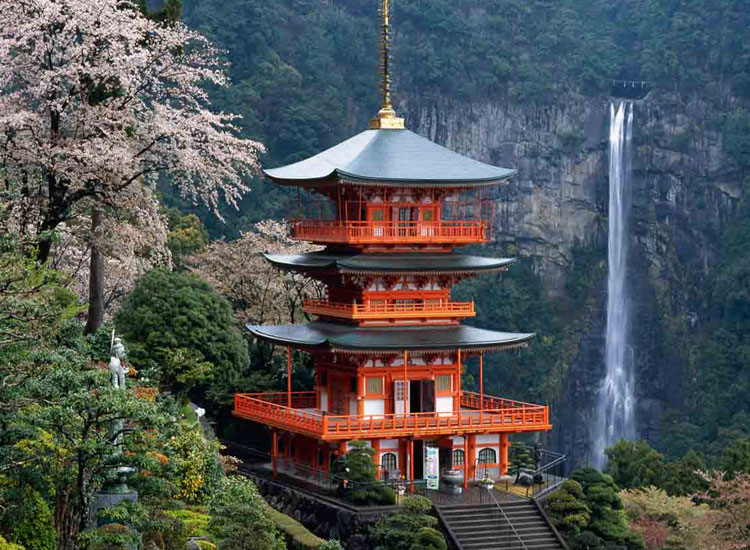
290, 220, 488, 244
303, 299, 476, 319
233, 391, 550, 440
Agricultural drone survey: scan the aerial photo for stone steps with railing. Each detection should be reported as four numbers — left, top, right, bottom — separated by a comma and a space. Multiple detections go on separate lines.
436, 500, 566, 550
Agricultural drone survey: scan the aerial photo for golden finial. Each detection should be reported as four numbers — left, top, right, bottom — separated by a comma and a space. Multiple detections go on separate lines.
370, 0, 404, 130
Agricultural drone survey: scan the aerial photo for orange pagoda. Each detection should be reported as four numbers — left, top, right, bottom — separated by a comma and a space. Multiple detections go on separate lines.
233, 0, 552, 490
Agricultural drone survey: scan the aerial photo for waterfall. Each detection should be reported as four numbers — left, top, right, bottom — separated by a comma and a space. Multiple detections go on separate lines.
593, 101, 636, 469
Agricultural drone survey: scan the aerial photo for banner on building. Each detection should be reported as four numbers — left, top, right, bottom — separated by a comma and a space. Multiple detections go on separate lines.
424, 446, 439, 490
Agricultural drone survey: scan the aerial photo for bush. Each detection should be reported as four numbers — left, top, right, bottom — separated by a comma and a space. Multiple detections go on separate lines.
264, 504, 326, 549
411, 528, 447, 550
335, 441, 396, 506
209, 476, 285, 550
402, 496, 432, 515
0, 491, 56, 550
164, 508, 211, 537
369, 496, 446, 550
115, 269, 247, 400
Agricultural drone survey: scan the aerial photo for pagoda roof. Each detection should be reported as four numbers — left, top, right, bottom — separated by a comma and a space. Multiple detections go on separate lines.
246, 321, 534, 354
264, 252, 515, 276
263, 129, 516, 188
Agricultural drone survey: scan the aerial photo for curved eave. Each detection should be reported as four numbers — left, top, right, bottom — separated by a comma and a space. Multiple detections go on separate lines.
264, 253, 516, 277
246, 322, 535, 354
264, 169, 516, 189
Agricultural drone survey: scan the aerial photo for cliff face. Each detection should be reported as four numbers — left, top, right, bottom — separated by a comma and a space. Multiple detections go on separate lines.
401, 93, 743, 465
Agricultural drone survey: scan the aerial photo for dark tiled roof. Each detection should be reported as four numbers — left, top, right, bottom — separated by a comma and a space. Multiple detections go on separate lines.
246, 321, 534, 353
263, 129, 516, 187
264, 252, 515, 275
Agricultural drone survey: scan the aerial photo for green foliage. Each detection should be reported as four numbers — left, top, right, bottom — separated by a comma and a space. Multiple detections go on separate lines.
115, 268, 247, 404
334, 442, 396, 505
568, 468, 644, 550
164, 508, 212, 538
0, 490, 55, 550
317, 541, 344, 550
402, 496, 432, 515
209, 476, 285, 550
721, 438, 750, 478
508, 443, 535, 477
605, 440, 666, 490
545, 468, 646, 550
369, 496, 445, 550
165, 208, 209, 266
264, 504, 326, 549
410, 528, 447, 550
0, 536, 24, 550
545, 480, 591, 537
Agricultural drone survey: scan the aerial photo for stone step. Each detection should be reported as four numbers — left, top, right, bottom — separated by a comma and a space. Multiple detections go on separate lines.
462, 541, 562, 550
446, 512, 542, 524
456, 526, 552, 538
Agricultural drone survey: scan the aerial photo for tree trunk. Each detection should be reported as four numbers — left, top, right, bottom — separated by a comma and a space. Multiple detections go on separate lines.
84, 209, 104, 335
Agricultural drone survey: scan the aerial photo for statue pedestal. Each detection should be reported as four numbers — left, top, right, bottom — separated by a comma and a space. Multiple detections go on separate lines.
88, 466, 138, 528
90, 489, 138, 528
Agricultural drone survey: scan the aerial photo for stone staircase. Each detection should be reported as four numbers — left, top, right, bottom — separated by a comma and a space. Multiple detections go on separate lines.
436, 501, 566, 550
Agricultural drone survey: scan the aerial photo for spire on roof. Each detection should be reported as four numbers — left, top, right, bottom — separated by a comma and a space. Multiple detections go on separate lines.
370, 0, 405, 130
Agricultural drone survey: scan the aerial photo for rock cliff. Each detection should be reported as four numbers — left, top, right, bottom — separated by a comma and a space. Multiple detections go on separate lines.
399, 92, 743, 466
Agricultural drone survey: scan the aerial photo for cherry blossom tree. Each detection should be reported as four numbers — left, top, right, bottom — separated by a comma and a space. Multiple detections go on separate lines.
189, 220, 323, 328
0, 0, 264, 330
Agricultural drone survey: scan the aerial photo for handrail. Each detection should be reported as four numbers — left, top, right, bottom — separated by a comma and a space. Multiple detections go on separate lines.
485, 487, 529, 550
303, 298, 475, 318
234, 392, 551, 439
290, 219, 488, 244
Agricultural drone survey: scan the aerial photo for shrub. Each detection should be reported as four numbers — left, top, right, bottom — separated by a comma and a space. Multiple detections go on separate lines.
411, 527, 447, 550
264, 504, 326, 549
164, 508, 211, 537
115, 269, 247, 400
209, 476, 285, 550
369, 495, 446, 550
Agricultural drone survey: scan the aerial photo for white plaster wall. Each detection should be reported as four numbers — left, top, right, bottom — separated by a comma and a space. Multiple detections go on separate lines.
364, 399, 385, 416
436, 396, 453, 415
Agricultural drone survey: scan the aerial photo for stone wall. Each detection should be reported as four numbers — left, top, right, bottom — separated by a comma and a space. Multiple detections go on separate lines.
248, 474, 396, 550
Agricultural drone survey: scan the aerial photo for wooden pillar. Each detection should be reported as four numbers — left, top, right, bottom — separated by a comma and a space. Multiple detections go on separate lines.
500, 434, 510, 476
287, 346, 292, 408
463, 435, 469, 489
456, 349, 462, 409
467, 434, 477, 483
373, 439, 381, 480
479, 353, 484, 422
271, 430, 278, 480
326, 368, 332, 413
409, 439, 415, 493
403, 350, 408, 415
357, 374, 365, 416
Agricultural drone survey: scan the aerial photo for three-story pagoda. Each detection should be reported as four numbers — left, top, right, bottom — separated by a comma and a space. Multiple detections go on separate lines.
233, 0, 552, 490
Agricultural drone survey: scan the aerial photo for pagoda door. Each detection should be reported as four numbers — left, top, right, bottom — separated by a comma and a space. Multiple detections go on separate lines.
409, 380, 435, 414
394, 380, 410, 415
331, 377, 348, 415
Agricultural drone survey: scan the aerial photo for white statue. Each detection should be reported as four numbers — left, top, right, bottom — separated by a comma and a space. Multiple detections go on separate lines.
108, 337, 128, 390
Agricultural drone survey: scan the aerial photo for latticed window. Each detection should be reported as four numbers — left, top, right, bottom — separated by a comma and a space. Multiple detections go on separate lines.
366, 377, 383, 396
381, 452, 397, 470
452, 449, 465, 466
436, 375, 451, 393
394, 380, 405, 401
478, 448, 497, 464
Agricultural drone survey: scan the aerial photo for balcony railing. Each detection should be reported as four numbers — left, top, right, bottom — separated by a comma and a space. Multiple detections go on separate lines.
233, 391, 551, 441
303, 299, 476, 320
290, 220, 488, 245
